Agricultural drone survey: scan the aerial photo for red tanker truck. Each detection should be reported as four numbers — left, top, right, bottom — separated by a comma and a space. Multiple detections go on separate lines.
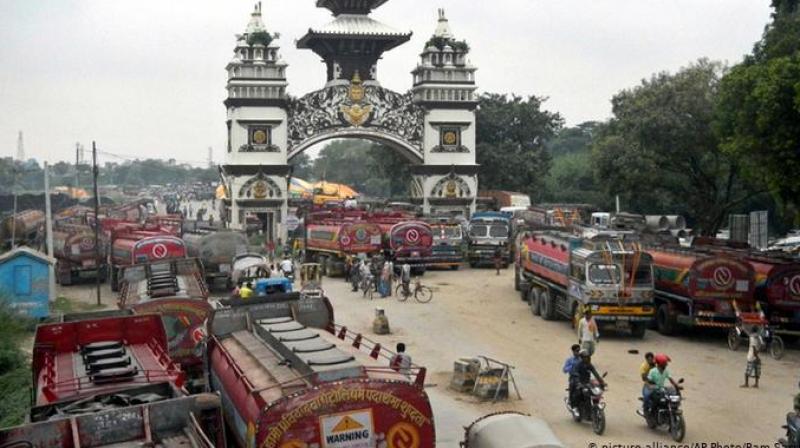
306, 219, 384, 276
118, 258, 213, 379
0, 313, 223, 448
53, 223, 108, 286
516, 231, 656, 337
377, 218, 434, 274
208, 305, 435, 448
109, 230, 187, 291
648, 246, 756, 335
690, 238, 800, 332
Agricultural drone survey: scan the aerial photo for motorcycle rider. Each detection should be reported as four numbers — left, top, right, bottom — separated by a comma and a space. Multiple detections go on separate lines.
644, 353, 681, 414
569, 349, 606, 417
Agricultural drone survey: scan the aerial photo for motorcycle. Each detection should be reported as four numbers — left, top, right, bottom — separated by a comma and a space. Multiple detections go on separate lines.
637, 378, 686, 442
779, 412, 800, 447
565, 373, 607, 435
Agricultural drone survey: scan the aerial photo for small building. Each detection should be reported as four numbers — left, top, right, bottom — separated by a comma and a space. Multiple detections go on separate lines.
0, 247, 55, 319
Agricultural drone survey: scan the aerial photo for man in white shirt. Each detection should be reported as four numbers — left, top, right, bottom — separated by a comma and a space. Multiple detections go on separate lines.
742, 327, 761, 388
577, 309, 600, 356
391, 343, 413, 378
280, 257, 294, 278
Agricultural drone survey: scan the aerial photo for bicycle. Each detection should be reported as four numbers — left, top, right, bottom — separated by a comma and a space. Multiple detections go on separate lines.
394, 277, 433, 303
360, 274, 377, 300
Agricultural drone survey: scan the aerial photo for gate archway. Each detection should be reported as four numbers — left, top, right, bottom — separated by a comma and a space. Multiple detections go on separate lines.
220, 2, 479, 238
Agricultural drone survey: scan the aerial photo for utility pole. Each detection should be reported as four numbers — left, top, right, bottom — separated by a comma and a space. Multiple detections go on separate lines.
92, 142, 102, 307
75, 142, 81, 189
44, 162, 56, 303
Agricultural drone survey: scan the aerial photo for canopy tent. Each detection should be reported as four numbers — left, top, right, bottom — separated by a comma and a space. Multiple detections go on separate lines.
290, 178, 314, 199
312, 181, 359, 202
215, 184, 228, 200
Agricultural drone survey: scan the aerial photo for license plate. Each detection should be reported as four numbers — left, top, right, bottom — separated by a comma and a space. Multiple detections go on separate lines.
219, 264, 231, 273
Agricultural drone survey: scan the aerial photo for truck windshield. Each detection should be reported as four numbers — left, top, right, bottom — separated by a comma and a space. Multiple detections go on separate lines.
629, 264, 653, 285
470, 225, 488, 238
489, 225, 509, 238
588, 264, 621, 285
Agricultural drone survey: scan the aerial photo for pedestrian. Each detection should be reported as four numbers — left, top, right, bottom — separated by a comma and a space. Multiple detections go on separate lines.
493, 247, 503, 275
239, 282, 254, 300
380, 261, 392, 298
400, 262, 412, 296
270, 264, 281, 278
276, 238, 284, 259
266, 240, 276, 261
577, 309, 599, 356
741, 327, 761, 388
344, 256, 353, 283
390, 343, 413, 377
385, 258, 394, 297
351, 259, 362, 292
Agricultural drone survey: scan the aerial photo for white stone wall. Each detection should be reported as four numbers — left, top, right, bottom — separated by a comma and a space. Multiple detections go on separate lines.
225, 106, 289, 166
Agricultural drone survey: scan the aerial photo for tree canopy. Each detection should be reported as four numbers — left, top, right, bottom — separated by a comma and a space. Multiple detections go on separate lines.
716, 0, 800, 222
592, 60, 762, 234
476, 93, 563, 201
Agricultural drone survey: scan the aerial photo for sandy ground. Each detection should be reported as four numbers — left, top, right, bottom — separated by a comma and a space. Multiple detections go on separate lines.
58, 267, 795, 446
318, 268, 795, 447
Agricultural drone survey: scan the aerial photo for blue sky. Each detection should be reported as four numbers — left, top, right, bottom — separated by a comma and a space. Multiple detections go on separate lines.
0, 0, 773, 165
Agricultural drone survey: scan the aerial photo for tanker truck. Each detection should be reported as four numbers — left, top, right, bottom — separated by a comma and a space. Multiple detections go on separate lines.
426, 216, 466, 269
647, 246, 756, 335
52, 223, 108, 286
1, 209, 44, 248
208, 306, 435, 448
109, 230, 187, 291
305, 219, 384, 276
183, 229, 249, 287
517, 231, 656, 337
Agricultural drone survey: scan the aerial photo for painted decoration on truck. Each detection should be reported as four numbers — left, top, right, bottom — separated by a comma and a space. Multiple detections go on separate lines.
130, 299, 213, 367
258, 381, 434, 448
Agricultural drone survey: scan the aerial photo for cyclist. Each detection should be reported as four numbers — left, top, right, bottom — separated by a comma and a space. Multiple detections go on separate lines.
400, 262, 412, 296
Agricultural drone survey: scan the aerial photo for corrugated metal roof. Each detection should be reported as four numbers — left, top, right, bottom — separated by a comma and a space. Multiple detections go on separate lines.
308, 14, 411, 37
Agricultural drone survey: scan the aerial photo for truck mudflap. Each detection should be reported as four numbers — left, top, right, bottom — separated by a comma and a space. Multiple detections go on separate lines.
257, 379, 435, 448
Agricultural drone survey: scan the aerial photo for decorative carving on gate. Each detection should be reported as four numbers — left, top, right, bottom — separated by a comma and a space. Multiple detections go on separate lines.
431, 172, 471, 199
239, 172, 282, 200
287, 73, 424, 154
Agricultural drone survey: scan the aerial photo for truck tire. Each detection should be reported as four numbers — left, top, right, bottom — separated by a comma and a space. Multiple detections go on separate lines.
656, 304, 677, 336
631, 322, 647, 339
514, 266, 521, 291
541, 290, 556, 321
528, 287, 541, 316
59, 269, 73, 287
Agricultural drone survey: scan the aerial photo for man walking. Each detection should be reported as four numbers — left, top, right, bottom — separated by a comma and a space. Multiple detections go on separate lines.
577, 309, 599, 356
741, 327, 762, 388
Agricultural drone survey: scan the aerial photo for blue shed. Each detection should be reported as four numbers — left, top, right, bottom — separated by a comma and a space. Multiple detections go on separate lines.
0, 247, 55, 319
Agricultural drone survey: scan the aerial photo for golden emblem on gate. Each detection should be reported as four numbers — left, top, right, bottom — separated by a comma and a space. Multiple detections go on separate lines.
341, 71, 373, 127
253, 181, 269, 199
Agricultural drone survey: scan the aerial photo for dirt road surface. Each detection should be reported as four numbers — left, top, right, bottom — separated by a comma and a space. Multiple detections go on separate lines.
57, 266, 793, 446
320, 267, 794, 446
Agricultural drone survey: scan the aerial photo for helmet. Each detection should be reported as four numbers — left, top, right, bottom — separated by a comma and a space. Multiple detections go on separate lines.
654, 353, 670, 367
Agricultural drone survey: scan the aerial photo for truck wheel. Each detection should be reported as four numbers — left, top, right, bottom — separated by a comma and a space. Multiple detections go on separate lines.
528, 288, 541, 316
59, 269, 73, 287
541, 290, 556, 321
631, 322, 647, 339
514, 266, 521, 291
656, 304, 676, 336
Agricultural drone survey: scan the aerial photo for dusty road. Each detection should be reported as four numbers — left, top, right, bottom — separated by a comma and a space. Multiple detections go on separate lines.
320, 267, 795, 446
57, 266, 794, 446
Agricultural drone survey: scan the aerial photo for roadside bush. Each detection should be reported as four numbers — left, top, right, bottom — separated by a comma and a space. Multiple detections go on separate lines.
0, 297, 33, 427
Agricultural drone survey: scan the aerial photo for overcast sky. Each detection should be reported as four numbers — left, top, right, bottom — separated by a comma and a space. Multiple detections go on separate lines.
0, 0, 772, 165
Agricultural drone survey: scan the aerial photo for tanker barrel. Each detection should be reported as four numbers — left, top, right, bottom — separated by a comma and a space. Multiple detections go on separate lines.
464, 413, 565, 448
665, 215, 687, 230
610, 212, 646, 231
670, 229, 688, 238
645, 215, 670, 232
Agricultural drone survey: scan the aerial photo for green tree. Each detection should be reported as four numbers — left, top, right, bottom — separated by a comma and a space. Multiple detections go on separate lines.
716, 1, 800, 222
289, 152, 313, 180
592, 60, 762, 234
476, 94, 563, 201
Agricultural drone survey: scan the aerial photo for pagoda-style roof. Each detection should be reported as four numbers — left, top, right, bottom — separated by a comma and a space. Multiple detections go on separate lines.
298, 14, 411, 49
317, 0, 389, 16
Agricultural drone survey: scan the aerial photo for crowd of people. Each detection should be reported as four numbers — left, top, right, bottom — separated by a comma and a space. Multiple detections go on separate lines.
344, 252, 413, 298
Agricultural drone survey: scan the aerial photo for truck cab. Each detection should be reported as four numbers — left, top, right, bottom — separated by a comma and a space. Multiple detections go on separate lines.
468, 212, 511, 268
